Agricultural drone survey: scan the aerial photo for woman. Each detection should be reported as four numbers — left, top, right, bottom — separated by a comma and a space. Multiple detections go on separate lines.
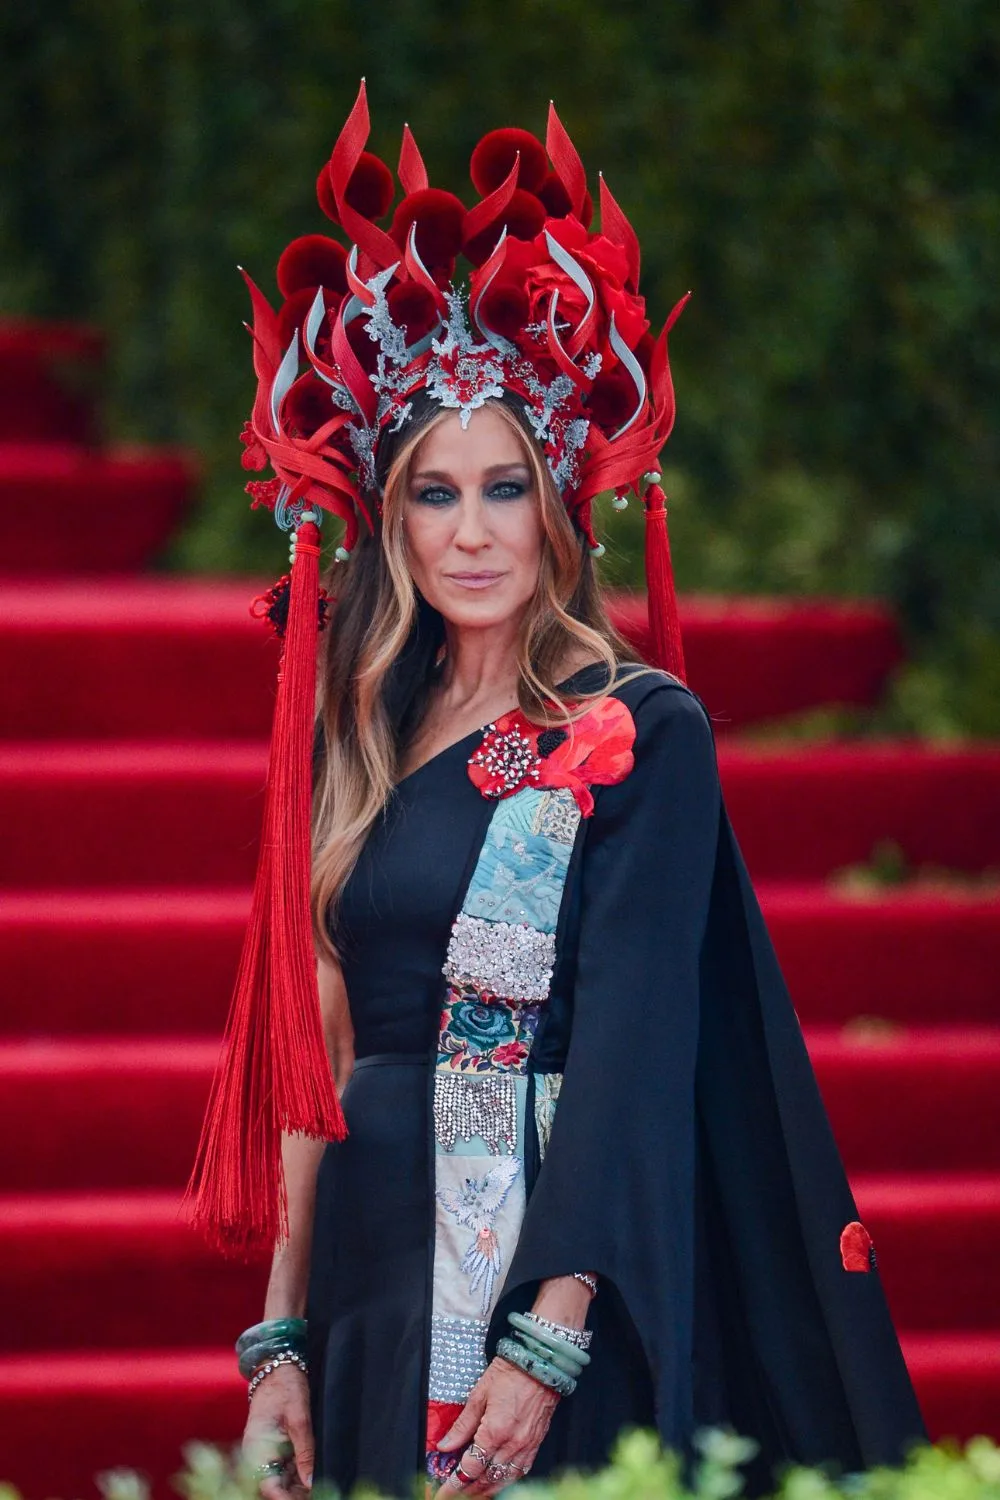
189, 86, 928, 1500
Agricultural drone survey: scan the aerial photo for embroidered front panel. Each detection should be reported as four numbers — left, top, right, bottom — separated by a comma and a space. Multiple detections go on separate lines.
428, 783, 581, 1466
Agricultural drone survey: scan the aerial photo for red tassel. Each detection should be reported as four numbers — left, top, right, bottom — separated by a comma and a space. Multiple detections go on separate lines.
643, 483, 687, 682
185, 519, 346, 1256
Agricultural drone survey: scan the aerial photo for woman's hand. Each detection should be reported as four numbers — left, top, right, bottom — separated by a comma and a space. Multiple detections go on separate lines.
436, 1356, 560, 1494
242, 1365, 314, 1499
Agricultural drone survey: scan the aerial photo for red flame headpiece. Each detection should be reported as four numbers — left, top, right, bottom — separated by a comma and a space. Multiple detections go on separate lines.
241, 84, 688, 600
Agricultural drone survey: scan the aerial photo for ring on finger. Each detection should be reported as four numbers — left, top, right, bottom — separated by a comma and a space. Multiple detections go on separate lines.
252, 1459, 286, 1480
467, 1442, 492, 1466
453, 1464, 477, 1486
485, 1460, 522, 1484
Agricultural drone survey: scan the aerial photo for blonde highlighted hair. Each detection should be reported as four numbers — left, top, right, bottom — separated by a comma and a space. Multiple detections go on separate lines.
311, 391, 650, 958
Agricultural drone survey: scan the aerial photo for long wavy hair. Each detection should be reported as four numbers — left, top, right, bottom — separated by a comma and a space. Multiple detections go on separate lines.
311, 389, 649, 958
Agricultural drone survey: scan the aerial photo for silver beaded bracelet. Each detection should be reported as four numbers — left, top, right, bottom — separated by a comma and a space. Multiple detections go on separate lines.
520, 1311, 593, 1351
247, 1349, 309, 1402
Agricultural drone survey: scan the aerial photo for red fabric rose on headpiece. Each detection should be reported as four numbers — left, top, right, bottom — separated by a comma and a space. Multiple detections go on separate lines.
530, 219, 649, 360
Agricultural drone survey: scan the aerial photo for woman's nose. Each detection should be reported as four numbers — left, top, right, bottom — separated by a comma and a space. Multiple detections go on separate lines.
452, 493, 491, 550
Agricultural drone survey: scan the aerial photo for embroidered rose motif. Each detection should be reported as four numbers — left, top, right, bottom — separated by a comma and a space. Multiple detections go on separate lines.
447, 1001, 517, 1049
840, 1220, 877, 1272
467, 695, 636, 817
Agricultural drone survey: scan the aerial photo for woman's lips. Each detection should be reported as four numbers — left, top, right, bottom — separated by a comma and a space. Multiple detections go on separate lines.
445, 572, 506, 590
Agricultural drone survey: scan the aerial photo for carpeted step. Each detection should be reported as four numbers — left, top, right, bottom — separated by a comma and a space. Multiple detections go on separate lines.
2, 1030, 998, 1192
900, 1333, 1000, 1444
0, 891, 249, 1035
2, 741, 997, 889
0, 1193, 265, 1352
0, 580, 903, 739
0, 319, 104, 444
611, 592, 904, 726
0, 1337, 993, 1499
0, 444, 198, 572
0, 1350, 243, 1500
1, 1177, 994, 1355
807, 1028, 1000, 1173
2, 886, 997, 1037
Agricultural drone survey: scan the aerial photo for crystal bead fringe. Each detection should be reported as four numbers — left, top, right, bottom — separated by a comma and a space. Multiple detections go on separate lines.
434, 1071, 517, 1153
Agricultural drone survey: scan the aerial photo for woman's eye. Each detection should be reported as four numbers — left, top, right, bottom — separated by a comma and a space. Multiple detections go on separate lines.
487, 480, 528, 501
414, 486, 457, 507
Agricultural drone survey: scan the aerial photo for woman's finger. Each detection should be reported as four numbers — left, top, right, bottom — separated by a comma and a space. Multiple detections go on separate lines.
285, 1410, 315, 1489
437, 1387, 488, 1454
438, 1434, 493, 1495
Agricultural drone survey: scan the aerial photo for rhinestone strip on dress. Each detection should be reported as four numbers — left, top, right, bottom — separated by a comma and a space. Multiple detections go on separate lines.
428, 1315, 490, 1403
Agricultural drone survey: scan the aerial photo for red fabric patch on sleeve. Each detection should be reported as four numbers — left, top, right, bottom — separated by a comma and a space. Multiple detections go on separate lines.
841, 1219, 877, 1272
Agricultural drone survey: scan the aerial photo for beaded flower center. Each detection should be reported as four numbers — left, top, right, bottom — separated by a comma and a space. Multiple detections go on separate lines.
468, 723, 542, 797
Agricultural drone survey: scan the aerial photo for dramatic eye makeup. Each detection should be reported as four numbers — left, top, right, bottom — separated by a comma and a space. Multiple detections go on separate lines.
409, 465, 533, 507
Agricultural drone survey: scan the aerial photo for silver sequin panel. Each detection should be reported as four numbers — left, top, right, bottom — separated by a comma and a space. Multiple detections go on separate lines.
429, 1314, 490, 1402
443, 912, 556, 1003
434, 1071, 517, 1154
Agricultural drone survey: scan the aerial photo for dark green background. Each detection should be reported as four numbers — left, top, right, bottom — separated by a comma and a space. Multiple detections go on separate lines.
3, 1, 998, 732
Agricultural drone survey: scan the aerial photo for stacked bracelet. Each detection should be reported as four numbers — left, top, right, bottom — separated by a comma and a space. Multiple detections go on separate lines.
236, 1318, 308, 1389
518, 1311, 593, 1351
498, 1308, 594, 1397
496, 1336, 577, 1397
247, 1350, 309, 1402
508, 1313, 591, 1371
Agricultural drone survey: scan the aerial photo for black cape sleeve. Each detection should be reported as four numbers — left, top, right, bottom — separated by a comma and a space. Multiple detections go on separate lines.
488, 674, 928, 1492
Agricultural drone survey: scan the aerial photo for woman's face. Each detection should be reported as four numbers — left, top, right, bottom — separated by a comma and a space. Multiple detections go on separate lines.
401, 405, 546, 633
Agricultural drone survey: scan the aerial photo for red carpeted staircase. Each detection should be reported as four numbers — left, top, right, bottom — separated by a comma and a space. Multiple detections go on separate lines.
1, 317, 999, 1499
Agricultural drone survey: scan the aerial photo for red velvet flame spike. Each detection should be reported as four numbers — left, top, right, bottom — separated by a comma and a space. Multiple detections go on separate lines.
545, 103, 587, 219
399, 124, 429, 195
599, 174, 640, 292
185, 517, 345, 1256
643, 484, 686, 683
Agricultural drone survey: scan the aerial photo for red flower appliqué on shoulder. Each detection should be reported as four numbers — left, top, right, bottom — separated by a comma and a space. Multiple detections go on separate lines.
468, 696, 636, 816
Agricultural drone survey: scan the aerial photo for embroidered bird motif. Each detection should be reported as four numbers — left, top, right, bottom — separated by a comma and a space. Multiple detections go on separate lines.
437, 1156, 521, 1314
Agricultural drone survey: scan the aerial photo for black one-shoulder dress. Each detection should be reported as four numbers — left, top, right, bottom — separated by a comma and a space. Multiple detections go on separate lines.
306, 664, 927, 1499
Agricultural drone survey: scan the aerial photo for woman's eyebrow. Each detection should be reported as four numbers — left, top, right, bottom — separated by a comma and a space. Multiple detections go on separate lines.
410, 462, 531, 483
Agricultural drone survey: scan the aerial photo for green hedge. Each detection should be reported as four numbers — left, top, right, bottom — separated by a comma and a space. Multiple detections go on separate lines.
6, 1428, 998, 1500
2, 2, 998, 732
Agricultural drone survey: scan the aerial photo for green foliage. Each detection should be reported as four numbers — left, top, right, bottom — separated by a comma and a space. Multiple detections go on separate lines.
2, 1, 998, 729
21, 1428, 996, 1500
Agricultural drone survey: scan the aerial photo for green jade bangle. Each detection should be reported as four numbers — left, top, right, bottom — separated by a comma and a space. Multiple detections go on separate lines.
496, 1336, 577, 1397
508, 1312, 591, 1370
512, 1330, 584, 1377
236, 1318, 307, 1358
238, 1334, 308, 1381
